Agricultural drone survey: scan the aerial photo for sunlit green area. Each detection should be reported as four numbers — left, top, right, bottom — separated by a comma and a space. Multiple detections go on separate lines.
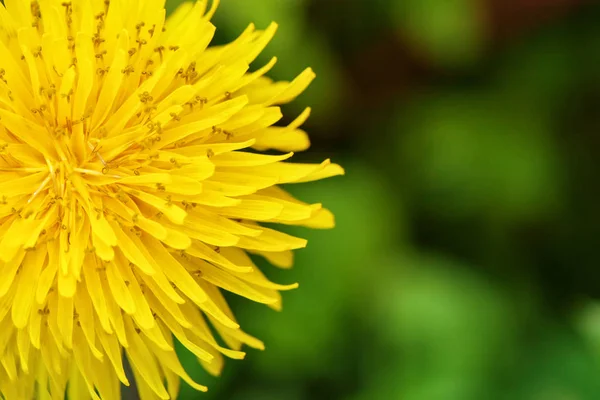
161, 1, 600, 399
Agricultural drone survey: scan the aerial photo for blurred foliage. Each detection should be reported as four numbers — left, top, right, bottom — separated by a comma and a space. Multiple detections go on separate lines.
161, 0, 600, 399
397, 92, 563, 222
392, 0, 487, 68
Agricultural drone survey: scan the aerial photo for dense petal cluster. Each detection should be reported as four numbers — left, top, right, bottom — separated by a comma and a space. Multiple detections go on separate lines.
0, 0, 342, 398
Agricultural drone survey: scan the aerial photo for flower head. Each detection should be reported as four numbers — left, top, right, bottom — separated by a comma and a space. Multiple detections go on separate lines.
0, 0, 342, 398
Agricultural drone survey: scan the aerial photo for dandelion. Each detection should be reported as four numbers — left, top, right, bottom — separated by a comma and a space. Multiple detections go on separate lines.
0, 0, 343, 398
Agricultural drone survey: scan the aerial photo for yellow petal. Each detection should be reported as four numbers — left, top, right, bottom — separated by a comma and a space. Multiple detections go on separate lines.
96, 328, 130, 386
124, 319, 170, 400
236, 225, 307, 252
11, 248, 45, 328
105, 261, 136, 315
57, 294, 74, 349
74, 290, 104, 361
114, 255, 156, 331
142, 236, 207, 306
126, 189, 187, 225
144, 334, 208, 392
109, 221, 155, 275
82, 257, 113, 334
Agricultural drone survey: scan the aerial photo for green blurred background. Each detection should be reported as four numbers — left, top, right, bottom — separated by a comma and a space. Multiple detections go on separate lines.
163, 0, 600, 399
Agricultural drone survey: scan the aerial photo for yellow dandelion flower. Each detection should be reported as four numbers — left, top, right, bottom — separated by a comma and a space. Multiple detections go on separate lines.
0, 0, 343, 398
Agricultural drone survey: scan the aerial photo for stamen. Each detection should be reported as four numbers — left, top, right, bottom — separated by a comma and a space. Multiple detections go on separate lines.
135, 22, 145, 37
122, 65, 135, 76
28, 174, 52, 204
73, 168, 121, 179
88, 141, 108, 168
93, 33, 106, 47
46, 159, 57, 192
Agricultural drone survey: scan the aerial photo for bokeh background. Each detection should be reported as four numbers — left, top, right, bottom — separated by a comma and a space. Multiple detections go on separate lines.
162, 0, 600, 399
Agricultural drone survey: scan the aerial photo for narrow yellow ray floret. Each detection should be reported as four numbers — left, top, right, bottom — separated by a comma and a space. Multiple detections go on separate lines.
0, 0, 343, 399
